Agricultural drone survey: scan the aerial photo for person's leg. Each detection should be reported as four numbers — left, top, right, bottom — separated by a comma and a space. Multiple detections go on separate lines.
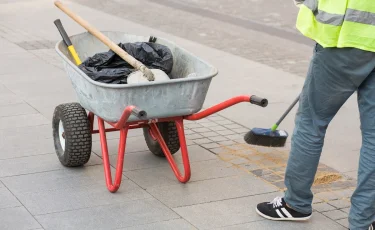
349, 68, 375, 230
281, 45, 375, 216
256, 44, 375, 221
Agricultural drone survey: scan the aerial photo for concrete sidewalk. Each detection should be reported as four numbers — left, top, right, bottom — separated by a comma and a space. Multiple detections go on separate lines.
0, 0, 357, 229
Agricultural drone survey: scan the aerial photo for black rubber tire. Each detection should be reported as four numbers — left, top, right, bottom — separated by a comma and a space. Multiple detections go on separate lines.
143, 122, 180, 157
52, 103, 92, 167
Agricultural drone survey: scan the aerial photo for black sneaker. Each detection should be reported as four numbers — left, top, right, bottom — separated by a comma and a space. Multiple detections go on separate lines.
256, 197, 312, 221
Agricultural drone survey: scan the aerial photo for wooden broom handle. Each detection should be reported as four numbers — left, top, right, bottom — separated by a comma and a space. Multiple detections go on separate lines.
54, 1, 154, 81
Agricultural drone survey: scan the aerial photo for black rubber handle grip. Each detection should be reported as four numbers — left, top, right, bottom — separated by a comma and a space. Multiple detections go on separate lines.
250, 95, 268, 107
54, 19, 72, 46
131, 107, 147, 119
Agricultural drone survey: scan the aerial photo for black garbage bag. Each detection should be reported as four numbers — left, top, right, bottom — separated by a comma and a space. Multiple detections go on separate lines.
78, 42, 173, 84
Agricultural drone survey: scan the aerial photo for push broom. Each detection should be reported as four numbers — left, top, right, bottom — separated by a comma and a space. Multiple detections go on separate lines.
244, 95, 300, 147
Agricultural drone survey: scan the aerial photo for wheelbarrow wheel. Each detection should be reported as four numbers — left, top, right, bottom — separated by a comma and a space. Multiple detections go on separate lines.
143, 122, 180, 157
52, 103, 92, 167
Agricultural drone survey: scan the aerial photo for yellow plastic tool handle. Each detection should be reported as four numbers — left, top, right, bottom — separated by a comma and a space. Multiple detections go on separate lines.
54, 19, 82, 65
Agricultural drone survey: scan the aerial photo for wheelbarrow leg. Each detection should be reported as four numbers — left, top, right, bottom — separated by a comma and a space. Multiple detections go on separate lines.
98, 117, 128, 192
150, 119, 191, 183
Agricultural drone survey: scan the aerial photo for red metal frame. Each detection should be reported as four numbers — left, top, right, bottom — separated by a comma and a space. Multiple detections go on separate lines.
89, 95, 252, 192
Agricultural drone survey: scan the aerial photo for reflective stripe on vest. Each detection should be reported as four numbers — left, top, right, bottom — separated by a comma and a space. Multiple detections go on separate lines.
296, 0, 375, 52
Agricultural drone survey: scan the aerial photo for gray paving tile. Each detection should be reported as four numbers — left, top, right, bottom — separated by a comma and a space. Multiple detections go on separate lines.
0, 153, 101, 178
207, 116, 226, 121
0, 114, 49, 130
336, 218, 349, 228
192, 127, 211, 133
193, 138, 212, 144
0, 93, 24, 106
0, 103, 38, 117
200, 122, 219, 128
186, 133, 204, 140
200, 131, 220, 138
328, 199, 351, 209
148, 174, 277, 208
196, 118, 211, 124
216, 129, 236, 135
209, 126, 228, 131
35, 198, 179, 230
201, 143, 220, 149
110, 145, 217, 172
313, 203, 336, 212
0, 206, 41, 230
232, 127, 250, 134
224, 124, 243, 129
0, 186, 22, 209
217, 140, 236, 146
174, 192, 282, 229
0, 136, 54, 160
4, 77, 74, 99
174, 145, 217, 163
322, 210, 347, 220
92, 135, 149, 155
341, 207, 350, 214
226, 134, 244, 141
216, 213, 346, 230
110, 150, 171, 172
215, 120, 234, 125
2, 165, 117, 194
0, 38, 26, 54
209, 136, 228, 142
119, 218, 196, 230
210, 147, 228, 154
0, 124, 51, 140
125, 159, 241, 189
315, 191, 340, 201
2, 166, 150, 215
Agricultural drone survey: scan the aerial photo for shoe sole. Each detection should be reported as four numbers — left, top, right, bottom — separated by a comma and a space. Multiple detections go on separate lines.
256, 207, 311, 221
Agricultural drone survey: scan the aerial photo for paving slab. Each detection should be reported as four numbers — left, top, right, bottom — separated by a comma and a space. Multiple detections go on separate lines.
4, 77, 75, 99
328, 200, 351, 209
322, 210, 347, 220
0, 206, 42, 230
0, 113, 50, 130
109, 145, 217, 172
336, 218, 349, 228
0, 37, 27, 54
125, 159, 242, 189
147, 174, 277, 208
173, 192, 282, 229
2, 165, 119, 194
0, 53, 48, 75
0, 102, 38, 117
313, 203, 336, 212
35, 198, 179, 230
92, 135, 149, 155
0, 92, 24, 106
0, 186, 22, 209
2, 165, 150, 215
0, 152, 101, 178
216, 213, 346, 230
119, 218, 196, 230
0, 136, 54, 160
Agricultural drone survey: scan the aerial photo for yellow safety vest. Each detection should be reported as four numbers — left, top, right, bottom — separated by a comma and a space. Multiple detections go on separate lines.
296, 0, 375, 52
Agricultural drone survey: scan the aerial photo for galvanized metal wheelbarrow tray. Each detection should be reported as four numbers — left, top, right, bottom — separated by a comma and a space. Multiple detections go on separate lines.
53, 31, 268, 192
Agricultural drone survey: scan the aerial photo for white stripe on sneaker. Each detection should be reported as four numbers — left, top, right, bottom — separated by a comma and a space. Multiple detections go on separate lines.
276, 209, 285, 218
281, 208, 293, 218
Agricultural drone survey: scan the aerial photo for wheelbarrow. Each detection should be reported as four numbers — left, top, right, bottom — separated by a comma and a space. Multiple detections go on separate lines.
53, 31, 268, 193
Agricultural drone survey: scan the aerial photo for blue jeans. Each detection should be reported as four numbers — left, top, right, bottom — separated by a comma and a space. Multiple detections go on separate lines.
284, 43, 375, 230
